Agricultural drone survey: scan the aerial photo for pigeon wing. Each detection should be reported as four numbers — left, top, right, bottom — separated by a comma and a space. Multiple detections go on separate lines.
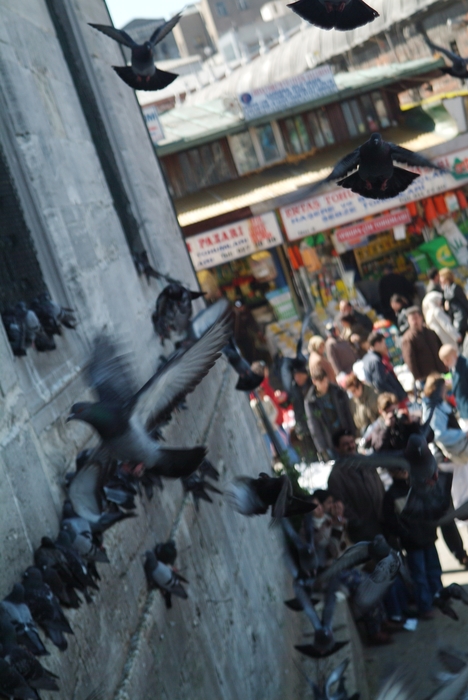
426, 39, 466, 64
293, 582, 322, 632
150, 12, 182, 46
68, 463, 102, 524
315, 541, 371, 589
189, 297, 231, 339
325, 659, 349, 696
87, 337, 138, 407
88, 24, 137, 48
322, 577, 339, 629
133, 306, 232, 429
285, 148, 361, 203
389, 143, 446, 172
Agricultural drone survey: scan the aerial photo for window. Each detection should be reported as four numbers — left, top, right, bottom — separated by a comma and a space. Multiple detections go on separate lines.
316, 109, 335, 145
360, 95, 379, 132
229, 131, 259, 174
371, 92, 391, 129
255, 124, 281, 163
216, 1, 228, 15
349, 100, 367, 134
306, 112, 325, 148
0, 145, 46, 311
342, 99, 366, 137
282, 116, 311, 155
294, 116, 311, 152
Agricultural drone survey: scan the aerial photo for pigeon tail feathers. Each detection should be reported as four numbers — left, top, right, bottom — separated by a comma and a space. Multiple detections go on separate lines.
112, 66, 178, 91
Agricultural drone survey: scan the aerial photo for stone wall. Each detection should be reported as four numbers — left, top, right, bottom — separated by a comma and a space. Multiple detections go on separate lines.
0, 0, 304, 697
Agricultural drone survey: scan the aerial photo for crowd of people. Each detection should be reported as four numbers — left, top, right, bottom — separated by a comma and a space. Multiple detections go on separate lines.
249, 266, 468, 646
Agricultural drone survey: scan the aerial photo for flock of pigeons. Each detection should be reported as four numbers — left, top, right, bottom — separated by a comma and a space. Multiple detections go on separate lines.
2, 294, 77, 357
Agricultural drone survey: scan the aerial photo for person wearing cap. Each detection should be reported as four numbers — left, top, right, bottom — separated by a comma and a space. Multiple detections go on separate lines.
308, 335, 336, 384
362, 332, 407, 403
343, 373, 379, 436
325, 324, 357, 375
401, 307, 446, 384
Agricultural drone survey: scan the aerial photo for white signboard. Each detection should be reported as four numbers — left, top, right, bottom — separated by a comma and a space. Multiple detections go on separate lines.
143, 105, 165, 144
238, 66, 338, 121
280, 148, 468, 242
186, 212, 283, 271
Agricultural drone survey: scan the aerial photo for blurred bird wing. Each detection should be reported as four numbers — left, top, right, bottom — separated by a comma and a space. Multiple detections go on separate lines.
283, 148, 361, 204
88, 23, 137, 48
436, 499, 468, 526
325, 659, 349, 696
294, 582, 322, 631
315, 541, 371, 589
374, 670, 416, 700
322, 577, 339, 629
426, 39, 465, 63
87, 337, 137, 407
150, 12, 182, 46
282, 518, 305, 552
68, 463, 102, 523
334, 452, 410, 472
135, 306, 232, 429
389, 143, 445, 171
190, 298, 231, 339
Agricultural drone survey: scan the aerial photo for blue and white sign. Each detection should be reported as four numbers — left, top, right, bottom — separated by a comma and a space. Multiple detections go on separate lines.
143, 105, 165, 144
238, 66, 338, 121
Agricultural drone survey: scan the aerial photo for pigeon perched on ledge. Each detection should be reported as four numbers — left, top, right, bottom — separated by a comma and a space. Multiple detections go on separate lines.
288, 0, 378, 31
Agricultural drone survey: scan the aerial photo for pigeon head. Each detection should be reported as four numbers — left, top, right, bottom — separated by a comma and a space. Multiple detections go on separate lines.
23, 567, 43, 586
67, 401, 120, 438
369, 133, 382, 148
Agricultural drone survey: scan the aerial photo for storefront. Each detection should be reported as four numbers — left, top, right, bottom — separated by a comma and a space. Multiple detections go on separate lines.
279, 147, 468, 317
185, 212, 306, 361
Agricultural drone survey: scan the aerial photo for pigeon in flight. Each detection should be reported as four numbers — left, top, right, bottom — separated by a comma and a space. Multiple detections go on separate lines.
433, 583, 468, 620
424, 37, 468, 80
89, 15, 182, 91
67, 306, 231, 477
293, 579, 348, 659
296, 658, 359, 700
298, 133, 445, 200
222, 337, 264, 392
226, 473, 316, 518
152, 283, 205, 344
288, 0, 378, 32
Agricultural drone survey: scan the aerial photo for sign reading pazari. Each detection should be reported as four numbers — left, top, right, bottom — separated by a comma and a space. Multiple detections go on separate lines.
280, 148, 468, 242
186, 212, 283, 271
238, 66, 338, 121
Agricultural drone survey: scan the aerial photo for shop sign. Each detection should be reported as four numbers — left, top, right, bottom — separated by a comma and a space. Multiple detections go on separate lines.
280, 148, 468, 241
142, 105, 165, 144
186, 212, 283, 271
333, 209, 411, 248
238, 66, 338, 121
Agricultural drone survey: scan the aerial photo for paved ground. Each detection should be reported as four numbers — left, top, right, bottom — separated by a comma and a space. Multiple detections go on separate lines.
363, 526, 468, 699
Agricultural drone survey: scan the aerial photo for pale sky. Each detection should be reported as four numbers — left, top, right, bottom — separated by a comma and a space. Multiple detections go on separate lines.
105, 0, 187, 26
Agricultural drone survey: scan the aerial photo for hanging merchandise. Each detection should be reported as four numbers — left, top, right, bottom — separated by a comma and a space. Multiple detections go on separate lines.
418, 236, 457, 269
445, 193, 460, 213
300, 240, 322, 273
424, 198, 438, 226
249, 251, 278, 282
456, 190, 468, 210
436, 218, 468, 266
433, 195, 448, 217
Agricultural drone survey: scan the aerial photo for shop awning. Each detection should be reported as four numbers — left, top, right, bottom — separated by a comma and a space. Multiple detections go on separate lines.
156, 57, 445, 155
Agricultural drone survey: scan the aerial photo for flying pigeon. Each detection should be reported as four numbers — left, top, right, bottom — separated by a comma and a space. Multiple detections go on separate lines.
288, 0, 378, 31
226, 473, 316, 518
424, 37, 468, 79
295, 658, 359, 700
152, 283, 205, 344
293, 579, 348, 659
144, 550, 188, 608
298, 133, 446, 200
222, 337, 264, 392
132, 250, 165, 284
315, 535, 391, 590
67, 305, 231, 477
89, 15, 182, 91
433, 583, 468, 621
282, 516, 318, 582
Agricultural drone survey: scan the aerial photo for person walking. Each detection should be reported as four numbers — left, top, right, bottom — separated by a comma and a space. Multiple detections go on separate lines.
401, 306, 445, 384
325, 324, 357, 375
308, 335, 336, 383
363, 331, 407, 404
440, 268, 468, 344
343, 373, 379, 436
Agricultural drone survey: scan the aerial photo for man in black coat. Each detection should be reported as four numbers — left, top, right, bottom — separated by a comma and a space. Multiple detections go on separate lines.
304, 368, 356, 460
363, 332, 407, 403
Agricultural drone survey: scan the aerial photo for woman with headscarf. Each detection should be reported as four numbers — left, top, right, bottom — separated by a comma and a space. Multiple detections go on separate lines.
422, 291, 460, 348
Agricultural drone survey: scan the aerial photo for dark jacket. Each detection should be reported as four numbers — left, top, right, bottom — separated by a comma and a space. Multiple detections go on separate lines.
401, 327, 445, 381
379, 273, 415, 320
362, 349, 407, 401
453, 354, 468, 419
444, 282, 468, 337
328, 458, 385, 543
325, 336, 357, 375
304, 383, 355, 454
366, 415, 421, 452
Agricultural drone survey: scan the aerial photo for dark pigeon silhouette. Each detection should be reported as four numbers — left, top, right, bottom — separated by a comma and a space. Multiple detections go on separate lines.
89, 15, 181, 91
152, 283, 205, 344
22, 569, 73, 653
226, 473, 316, 518
296, 133, 445, 201
144, 550, 188, 608
222, 337, 264, 392
295, 658, 359, 700
433, 583, 468, 620
288, 0, 378, 31
154, 539, 178, 567
293, 579, 348, 659
424, 37, 468, 80
0, 585, 49, 657
182, 462, 223, 511
30, 293, 77, 336
67, 307, 231, 478
0, 655, 38, 699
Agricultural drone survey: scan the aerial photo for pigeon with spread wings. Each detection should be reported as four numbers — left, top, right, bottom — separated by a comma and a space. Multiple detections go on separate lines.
67, 307, 231, 478
89, 15, 181, 91
288, 0, 378, 32
293, 579, 348, 659
424, 37, 468, 80
294, 133, 446, 201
